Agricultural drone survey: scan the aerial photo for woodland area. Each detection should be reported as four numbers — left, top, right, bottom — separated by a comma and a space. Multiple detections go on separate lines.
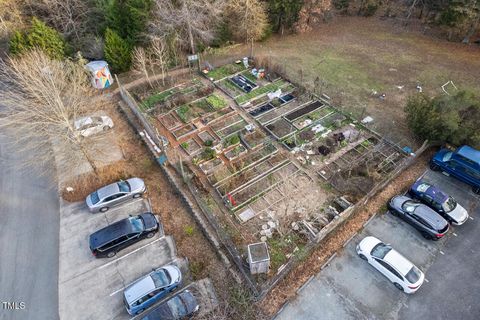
1, 1, 479, 73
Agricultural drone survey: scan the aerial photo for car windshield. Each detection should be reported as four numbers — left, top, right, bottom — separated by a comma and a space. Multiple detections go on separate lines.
117, 181, 130, 193
442, 197, 457, 212
442, 151, 453, 162
128, 216, 144, 233
371, 242, 392, 259
151, 269, 170, 288
90, 191, 100, 204
401, 201, 418, 213
405, 265, 421, 283
166, 296, 187, 318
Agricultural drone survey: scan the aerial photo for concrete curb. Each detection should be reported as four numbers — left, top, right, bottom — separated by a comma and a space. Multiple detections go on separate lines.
321, 252, 337, 270
363, 212, 378, 228
343, 232, 358, 248
297, 275, 315, 294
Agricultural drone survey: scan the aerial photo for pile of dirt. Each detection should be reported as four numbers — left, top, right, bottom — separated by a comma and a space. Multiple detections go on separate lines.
260, 149, 434, 315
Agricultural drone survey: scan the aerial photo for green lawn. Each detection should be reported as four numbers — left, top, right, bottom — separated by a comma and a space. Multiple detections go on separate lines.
206, 63, 246, 81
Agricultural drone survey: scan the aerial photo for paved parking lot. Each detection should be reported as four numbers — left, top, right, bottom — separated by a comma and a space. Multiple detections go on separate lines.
58, 198, 180, 320
276, 169, 479, 320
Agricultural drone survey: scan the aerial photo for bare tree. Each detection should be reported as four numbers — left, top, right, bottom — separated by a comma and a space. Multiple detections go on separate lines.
132, 46, 152, 87
224, 0, 268, 56
25, 0, 91, 42
150, 0, 225, 54
0, 50, 103, 176
150, 37, 169, 85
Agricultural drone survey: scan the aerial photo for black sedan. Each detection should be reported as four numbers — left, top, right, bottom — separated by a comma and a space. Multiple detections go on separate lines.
388, 195, 449, 240
140, 290, 199, 320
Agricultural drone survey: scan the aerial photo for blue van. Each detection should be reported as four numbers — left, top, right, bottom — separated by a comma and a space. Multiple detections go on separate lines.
430, 145, 480, 194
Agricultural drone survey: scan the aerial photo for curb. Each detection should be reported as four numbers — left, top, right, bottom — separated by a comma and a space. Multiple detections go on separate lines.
343, 232, 358, 248
296, 275, 315, 294
363, 212, 378, 227
321, 252, 337, 270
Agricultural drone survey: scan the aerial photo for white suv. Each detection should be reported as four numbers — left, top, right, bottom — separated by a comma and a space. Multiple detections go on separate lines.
356, 236, 425, 293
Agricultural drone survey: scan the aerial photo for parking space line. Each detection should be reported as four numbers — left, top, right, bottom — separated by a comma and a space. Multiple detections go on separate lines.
453, 232, 458, 237
424, 278, 429, 283
439, 250, 445, 255
97, 237, 163, 270
469, 216, 474, 220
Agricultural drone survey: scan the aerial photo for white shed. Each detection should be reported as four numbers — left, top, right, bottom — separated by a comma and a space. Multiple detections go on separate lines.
247, 242, 270, 275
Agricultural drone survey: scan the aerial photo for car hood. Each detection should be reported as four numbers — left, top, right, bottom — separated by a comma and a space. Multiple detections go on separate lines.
432, 148, 450, 163
358, 236, 382, 254
163, 265, 182, 284
127, 177, 145, 193
448, 204, 469, 225
141, 213, 158, 230
390, 195, 411, 210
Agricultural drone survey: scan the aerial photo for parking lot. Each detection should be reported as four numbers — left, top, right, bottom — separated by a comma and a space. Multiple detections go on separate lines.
58, 198, 181, 320
276, 169, 479, 320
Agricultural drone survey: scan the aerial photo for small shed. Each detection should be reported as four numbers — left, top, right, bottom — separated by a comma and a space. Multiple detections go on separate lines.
247, 242, 270, 275
85, 60, 113, 89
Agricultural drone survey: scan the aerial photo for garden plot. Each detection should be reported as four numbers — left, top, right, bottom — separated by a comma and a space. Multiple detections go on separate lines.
198, 130, 218, 146
199, 157, 224, 175
175, 93, 229, 123
139, 78, 208, 113
240, 129, 268, 149
217, 78, 245, 99
257, 96, 313, 125
318, 137, 408, 199
172, 123, 197, 139
224, 144, 248, 160
235, 79, 295, 106
180, 138, 202, 156
210, 113, 248, 139
248, 93, 297, 117
266, 118, 297, 140
226, 161, 300, 211
158, 112, 184, 131
215, 153, 289, 198
206, 144, 278, 186
230, 74, 258, 93
204, 62, 246, 82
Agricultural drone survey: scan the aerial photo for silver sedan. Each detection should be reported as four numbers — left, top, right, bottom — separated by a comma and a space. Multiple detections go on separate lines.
86, 177, 146, 213
74, 115, 114, 138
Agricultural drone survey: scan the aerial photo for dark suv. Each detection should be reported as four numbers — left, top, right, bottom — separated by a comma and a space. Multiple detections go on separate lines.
388, 195, 449, 240
89, 212, 159, 258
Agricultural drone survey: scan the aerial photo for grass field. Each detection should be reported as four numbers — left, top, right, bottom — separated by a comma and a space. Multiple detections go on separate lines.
205, 17, 480, 148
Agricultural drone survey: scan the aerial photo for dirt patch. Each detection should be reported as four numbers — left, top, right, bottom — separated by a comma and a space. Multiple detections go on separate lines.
260, 149, 434, 315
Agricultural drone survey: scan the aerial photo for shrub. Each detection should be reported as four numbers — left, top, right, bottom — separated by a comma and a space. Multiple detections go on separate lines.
201, 147, 216, 160
104, 28, 132, 73
333, 0, 350, 10
405, 91, 480, 148
9, 18, 66, 59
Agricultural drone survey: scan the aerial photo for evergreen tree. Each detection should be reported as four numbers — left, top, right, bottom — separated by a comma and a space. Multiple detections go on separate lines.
104, 0, 153, 44
267, 0, 303, 34
9, 17, 66, 59
104, 28, 133, 73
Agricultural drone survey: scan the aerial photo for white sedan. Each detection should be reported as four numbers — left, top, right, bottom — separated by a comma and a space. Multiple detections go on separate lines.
356, 236, 425, 293
74, 115, 114, 137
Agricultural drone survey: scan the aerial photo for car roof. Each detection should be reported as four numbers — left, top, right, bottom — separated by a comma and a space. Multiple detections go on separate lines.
412, 181, 449, 203
414, 205, 446, 229
383, 250, 413, 276
97, 182, 120, 200
456, 145, 480, 165
89, 217, 136, 248
124, 276, 156, 304
141, 291, 197, 320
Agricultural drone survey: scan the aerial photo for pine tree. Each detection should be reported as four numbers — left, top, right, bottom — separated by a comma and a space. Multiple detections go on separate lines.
105, 0, 153, 44
104, 28, 133, 73
267, 0, 303, 34
9, 18, 66, 59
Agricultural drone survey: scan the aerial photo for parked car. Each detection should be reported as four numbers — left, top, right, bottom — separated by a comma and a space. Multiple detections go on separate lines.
89, 212, 159, 258
140, 290, 199, 320
430, 145, 480, 194
410, 180, 469, 225
74, 115, 114, 137
124, 265, 182, 316
388, 195, 449, 240
356, 236, 425, 293
86, 177, 146, 213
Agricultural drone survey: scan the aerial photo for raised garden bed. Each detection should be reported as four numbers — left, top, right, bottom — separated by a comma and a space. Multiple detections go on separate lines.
257, 99, 312, 125
199, 157, 224, 174
292, 106, 334, 130
235, 80, 293, 105
249, 102, 275, 117
180, 138, 202, 156
224, 144, 247, 160
240, 130, 268, 149
266, 118, 296, 140
158, 112, 183, 130
205, 63, 246, 81
176, 98, 213, 123
210, 113, 244, 132
215, 120, 248, 139
172, 123, 197, 139
217, 78, 245, 98
284, 101, 324, 121
230, 74, 258, 93
198, 131, 217, 146
206, 94, 228, 109
200, 106, 234, 125
230, 143, 278, 176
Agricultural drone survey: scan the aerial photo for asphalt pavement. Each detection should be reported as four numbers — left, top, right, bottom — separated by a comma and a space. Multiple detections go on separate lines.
0, 133, 59, 320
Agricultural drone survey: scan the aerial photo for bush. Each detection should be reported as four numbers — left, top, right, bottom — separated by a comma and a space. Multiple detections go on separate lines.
9, 18, 66, 59
405, 91, 480, 148
201, 147, 216, 160
333, 0, 350, 10
104, 28, 132, 73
